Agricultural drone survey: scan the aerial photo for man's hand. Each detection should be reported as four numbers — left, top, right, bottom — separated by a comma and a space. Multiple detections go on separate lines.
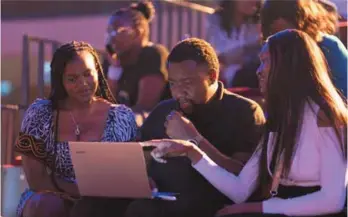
164, 111, 201, 140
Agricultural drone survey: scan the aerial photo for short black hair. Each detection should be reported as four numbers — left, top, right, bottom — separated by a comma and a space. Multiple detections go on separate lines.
167, 38, 219, 75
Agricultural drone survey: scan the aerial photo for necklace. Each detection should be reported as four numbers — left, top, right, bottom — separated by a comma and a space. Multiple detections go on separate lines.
69, 111, 81, 141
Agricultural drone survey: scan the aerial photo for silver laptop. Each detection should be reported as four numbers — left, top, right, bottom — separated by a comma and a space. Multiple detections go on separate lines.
69, 142, 154, 199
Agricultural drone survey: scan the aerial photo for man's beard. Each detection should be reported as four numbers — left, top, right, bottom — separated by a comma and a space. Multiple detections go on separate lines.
176, 99, 194, 114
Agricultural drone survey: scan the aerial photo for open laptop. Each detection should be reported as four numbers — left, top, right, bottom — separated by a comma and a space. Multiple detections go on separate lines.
69, 142, 177, 200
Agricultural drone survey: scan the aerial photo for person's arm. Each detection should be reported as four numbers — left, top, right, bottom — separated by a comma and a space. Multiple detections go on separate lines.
21, 156, 59, 192
17, 101, 78, 196
21, 156, 79, 196
104, 54, 122, 96
165, 102, 265, 174
200, 102, 264, 174
195, 138, 248, 174
133, 75, 166, 112
189, 145, 261, 204
261, 126, 346, 216
322, 35, 348, 96
133, 46, 169, 112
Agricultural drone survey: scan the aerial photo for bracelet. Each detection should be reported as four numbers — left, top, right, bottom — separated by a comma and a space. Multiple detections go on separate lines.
108, 65, 123, 81
187, 135, 204, 147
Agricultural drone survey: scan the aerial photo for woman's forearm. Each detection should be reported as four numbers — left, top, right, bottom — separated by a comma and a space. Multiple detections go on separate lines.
23, 156, 79, 196
187, 145, 204, 165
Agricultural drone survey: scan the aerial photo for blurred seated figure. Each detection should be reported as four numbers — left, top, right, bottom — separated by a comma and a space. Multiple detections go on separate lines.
15, 41, 137, 217
207, 0, 263, 88
103, 1, 171, 119
261, 0, 348, 97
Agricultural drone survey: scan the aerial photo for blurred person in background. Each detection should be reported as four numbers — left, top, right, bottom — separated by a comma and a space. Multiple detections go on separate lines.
103, 1, 171, 123
207, 0, 263, 89
261, 0, 347, 97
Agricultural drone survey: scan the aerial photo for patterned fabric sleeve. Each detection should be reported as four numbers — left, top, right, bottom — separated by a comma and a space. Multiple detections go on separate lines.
15, 99, 54, 168
109, 104, 138, 142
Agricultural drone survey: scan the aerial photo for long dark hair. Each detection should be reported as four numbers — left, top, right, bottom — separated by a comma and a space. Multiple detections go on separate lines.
261, 0, 338, 41
49, 41, 116, 109
258, 29, 347, 196
214, 0, 262, 37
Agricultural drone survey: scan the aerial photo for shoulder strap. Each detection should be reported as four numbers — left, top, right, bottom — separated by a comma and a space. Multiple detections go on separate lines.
50, 109, 65, 193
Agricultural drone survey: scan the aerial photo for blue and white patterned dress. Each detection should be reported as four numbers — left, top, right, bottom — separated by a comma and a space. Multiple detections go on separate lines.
15, 99, 137, 216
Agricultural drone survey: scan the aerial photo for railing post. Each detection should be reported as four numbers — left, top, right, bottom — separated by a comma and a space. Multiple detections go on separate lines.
156, 1, 163, 46
21, 35, 30, 107
197, 12, 203, 39
177, 6, 183, 42
38, 41, 45, 98
167, 3, 174, 49
187, 7, 193, 38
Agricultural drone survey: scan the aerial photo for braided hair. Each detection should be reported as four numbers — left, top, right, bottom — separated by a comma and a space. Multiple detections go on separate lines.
49, 41, 116, 109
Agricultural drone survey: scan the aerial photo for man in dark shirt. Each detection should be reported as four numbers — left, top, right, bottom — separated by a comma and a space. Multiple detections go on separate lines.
126, 38, 265, 217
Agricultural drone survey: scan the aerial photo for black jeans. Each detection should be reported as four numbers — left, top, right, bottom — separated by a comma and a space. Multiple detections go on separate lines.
221, 213, 346, 217
71, 197, 133, 217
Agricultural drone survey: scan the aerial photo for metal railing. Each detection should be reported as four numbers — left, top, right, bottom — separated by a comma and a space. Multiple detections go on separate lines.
1, 0, 213, 166
20, 0, 213, 107
21, 36, 61, 107
21, 0, 213, 106
1, 104, 26, 165
151, 0, 213, 49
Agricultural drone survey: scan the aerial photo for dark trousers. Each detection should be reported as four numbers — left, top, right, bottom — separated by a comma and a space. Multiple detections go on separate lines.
71, 197, 133, 217
125, 185, 346, 217
222, 214, 346, 217
222, 185, 346, 217
124, 194, 225, 217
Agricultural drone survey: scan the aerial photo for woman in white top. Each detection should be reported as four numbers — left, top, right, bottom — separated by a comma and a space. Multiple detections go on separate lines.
207, 0, 262, 88
146, 29, 347, 216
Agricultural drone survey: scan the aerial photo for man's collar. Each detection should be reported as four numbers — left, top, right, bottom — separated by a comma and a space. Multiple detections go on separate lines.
200, 81, 224, 105
213, 81, 224, 101
185, 81, 225, 120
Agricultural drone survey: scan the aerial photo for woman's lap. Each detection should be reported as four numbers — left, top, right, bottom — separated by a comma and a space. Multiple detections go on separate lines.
21, 192, 73, 217
71, 196, 133, 217
19, 192, 133, 217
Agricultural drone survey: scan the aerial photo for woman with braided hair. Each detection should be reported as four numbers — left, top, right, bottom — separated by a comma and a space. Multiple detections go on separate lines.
15, 41, 137, 217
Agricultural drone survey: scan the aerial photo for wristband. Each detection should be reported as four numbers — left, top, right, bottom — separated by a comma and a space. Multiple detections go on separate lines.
108, 65, 123, 81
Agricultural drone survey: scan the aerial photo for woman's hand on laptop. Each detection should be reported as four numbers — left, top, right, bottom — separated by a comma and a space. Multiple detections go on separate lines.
147, 139, 204, 165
